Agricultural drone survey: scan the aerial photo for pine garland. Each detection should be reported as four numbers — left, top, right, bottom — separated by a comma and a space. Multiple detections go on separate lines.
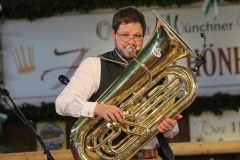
183, 92, 240, 116
0, 0, 239, 21
0, 92, 239, 123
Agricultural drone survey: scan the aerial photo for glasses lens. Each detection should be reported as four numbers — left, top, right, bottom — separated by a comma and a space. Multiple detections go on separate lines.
120, 36, 129, 41
121, 37, 142, 42
117, 32, 142, 42
134, 37, 142, 41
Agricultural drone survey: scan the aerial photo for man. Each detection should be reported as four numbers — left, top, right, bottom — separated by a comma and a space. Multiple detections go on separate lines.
56, 6, 182, 160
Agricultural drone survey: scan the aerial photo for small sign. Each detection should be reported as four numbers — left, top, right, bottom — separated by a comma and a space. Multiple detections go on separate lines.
36, 121, 66, 150
189, 110, 240, 142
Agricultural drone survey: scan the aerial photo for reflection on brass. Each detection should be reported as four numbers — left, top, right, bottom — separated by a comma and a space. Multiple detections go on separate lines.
70, 10, 198, 160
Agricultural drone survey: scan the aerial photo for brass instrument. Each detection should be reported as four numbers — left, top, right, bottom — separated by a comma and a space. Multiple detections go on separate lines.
69, 10, 202, 160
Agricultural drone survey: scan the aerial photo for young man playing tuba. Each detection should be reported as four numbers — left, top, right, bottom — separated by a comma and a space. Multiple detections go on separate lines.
56, 6, 182, 160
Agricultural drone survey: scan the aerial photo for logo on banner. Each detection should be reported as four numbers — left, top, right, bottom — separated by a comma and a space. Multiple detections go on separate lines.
40, 48, 88, 90
161, 14, 234, 35
36, 122, 66, 150
237, 14, 240, 27
11, 45, 36, 74
96, 20, 111, 40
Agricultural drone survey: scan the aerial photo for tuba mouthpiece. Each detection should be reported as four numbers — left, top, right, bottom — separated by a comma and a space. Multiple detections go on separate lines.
126, 45, 135, 54
126, 45, 141, 55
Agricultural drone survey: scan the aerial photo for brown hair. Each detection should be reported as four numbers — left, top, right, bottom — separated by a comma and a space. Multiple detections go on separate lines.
112, 6, 146, 36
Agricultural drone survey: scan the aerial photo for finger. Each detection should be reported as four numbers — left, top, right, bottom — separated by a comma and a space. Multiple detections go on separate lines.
107, 112, 117, 123
115, 108, 125, 119
158, 122, 172, 132
103, 113, 112, 122
175, 115, 183, 120
107, 109, 124, 121
105, 105, 124, 116
157, 124, 165, 133
164, 118, 177, 127
110, 110, 124, 123
113, 112, 123, 123
160, 118, 175, 128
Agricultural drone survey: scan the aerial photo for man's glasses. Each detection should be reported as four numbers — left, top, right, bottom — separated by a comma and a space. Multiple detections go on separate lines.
116, 32, 143, 42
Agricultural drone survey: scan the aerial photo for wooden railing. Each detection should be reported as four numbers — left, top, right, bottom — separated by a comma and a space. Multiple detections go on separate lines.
0, 140, 240, 160
171, 140, 240, 155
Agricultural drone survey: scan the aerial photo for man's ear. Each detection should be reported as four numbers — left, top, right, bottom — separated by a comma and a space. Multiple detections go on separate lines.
111, 29, 116, 41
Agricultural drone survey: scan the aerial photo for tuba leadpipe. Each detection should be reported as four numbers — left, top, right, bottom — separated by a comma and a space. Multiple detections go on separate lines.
69, 10, 200, 160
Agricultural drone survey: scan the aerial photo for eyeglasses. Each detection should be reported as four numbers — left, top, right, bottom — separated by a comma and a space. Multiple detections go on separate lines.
116, 32, 143, 42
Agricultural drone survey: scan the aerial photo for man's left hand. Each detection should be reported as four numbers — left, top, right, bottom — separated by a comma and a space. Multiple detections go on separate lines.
157, 115, 183, 134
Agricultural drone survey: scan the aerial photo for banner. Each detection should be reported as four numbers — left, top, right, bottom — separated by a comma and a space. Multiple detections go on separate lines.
2, 5, 240, 105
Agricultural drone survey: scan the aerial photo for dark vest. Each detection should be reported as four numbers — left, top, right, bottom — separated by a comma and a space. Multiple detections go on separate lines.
89, 50, 126, 101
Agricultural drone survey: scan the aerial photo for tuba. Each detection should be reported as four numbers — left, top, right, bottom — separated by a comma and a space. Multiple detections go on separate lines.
69, 10, 204, 160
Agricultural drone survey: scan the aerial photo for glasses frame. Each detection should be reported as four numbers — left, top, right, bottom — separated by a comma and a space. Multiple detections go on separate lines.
116, 32, 143, 42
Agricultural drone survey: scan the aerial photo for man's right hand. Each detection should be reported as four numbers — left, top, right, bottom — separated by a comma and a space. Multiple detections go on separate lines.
94, 104, 125, 123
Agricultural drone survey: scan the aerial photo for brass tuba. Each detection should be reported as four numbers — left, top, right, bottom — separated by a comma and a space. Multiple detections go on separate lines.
70, 10, 200, 160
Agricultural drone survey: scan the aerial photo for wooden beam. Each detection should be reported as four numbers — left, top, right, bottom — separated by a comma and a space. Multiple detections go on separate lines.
1, 141, 240, 159
171, 140, 240, 156
0, 150, 73, 160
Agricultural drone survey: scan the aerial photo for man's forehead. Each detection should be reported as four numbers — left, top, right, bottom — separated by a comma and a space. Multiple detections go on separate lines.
118, 23, 143, 32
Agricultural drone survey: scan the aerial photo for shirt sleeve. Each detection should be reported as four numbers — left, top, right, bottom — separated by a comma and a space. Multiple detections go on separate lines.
55, 57, 101, 118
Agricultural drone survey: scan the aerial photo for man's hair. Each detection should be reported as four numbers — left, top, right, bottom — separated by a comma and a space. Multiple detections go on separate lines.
112, 6, 146, 36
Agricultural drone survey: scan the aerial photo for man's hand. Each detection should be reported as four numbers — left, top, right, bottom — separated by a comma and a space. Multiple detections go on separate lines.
94, 104, 125, 123
157, 115, 183, 134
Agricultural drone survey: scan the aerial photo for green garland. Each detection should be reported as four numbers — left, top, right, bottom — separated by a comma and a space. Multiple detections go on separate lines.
0, 102, 76, 124
0, 92, 239, 123
0, 0, 239, 21
183, 92, 240, 116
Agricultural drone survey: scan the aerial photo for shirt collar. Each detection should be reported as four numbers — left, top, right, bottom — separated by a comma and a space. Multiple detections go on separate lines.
114, 49, 129, 65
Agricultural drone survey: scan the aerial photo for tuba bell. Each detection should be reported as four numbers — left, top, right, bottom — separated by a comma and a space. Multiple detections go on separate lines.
69, 10, 201, 160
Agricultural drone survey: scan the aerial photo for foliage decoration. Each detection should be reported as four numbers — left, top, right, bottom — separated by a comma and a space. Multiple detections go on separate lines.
0, 92, 239, 123
183, 92, 240, 116
0, 0, 239, 21
0, 102, 76, 124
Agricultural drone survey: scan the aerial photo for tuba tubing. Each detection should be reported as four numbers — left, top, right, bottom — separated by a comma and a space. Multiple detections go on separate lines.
70, 10, 198, 160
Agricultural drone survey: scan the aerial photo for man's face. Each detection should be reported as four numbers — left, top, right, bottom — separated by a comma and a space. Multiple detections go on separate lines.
111, 22, 144, 63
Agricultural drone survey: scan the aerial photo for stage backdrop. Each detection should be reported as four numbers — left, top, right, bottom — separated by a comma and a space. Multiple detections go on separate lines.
1, 4, 240, 106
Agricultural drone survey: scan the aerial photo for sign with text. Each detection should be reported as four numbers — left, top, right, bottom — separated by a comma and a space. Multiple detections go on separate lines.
189, 110, 240, 142
1, 4, 240, 105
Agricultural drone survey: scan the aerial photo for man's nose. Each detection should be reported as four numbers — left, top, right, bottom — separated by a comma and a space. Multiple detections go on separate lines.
127, 38, 135, 44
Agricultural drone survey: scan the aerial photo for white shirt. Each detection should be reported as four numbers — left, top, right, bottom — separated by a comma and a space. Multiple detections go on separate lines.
55, 56, 179, 149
